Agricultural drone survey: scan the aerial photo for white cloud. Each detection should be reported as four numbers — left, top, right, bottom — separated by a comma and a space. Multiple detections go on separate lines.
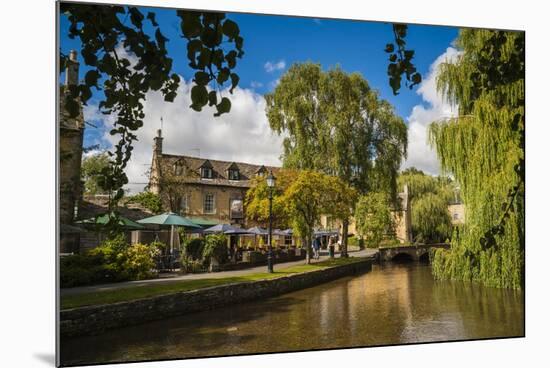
264, 60, 286, 73
401, 47, 460, 175
250, 81, 263, 89
85, 78, 284, 194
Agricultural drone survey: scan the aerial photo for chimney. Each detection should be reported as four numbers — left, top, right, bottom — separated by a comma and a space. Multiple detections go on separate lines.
65, 50, 79, 86
154, 129, 163, 154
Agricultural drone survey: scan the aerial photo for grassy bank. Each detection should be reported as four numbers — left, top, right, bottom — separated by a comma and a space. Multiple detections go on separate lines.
61, 257, 366, 310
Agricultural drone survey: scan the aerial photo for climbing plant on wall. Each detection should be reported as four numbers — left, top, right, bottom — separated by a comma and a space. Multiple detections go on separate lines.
428, 29, 525, 289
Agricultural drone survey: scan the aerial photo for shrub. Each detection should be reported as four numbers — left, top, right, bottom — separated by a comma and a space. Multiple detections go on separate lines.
123, 243, 160, 280
59, 254, 106, 288
183, 238, 205, 260
150, 240, 167, 254
202, 234, 229, 265
125, 191, 162, 214
180, 256, 206, 274
61, 235, 160, 287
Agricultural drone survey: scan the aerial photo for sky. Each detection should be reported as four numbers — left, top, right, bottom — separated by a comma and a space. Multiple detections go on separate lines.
59, 5, 460, 193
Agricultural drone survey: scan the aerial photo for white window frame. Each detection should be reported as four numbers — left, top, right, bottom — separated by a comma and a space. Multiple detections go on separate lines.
203, 193, 216, 214
229, 169, 240, 180
201, 167, 213, 179
179, 194, 189, 214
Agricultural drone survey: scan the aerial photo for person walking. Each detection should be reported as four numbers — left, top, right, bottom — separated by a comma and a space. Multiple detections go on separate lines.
328, 236, 335, 258
313, 236, 321, 260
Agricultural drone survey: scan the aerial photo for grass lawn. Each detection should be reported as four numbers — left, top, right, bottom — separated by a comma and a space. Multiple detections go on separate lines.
61, 257, 366, 310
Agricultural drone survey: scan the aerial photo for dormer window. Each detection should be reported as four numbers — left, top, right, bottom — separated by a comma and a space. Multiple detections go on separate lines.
200, 160, 214, 179
201, 167, 213, 179
228, 169, 240, 180
173, 161, 184, 176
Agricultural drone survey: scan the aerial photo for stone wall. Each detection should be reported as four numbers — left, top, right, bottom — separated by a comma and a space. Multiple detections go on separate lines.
60, 259, 372, 337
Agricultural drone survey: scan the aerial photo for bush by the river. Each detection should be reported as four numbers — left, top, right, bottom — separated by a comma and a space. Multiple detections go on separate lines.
60, 234, 160, 287
202, 234, 229, 265
182, 238, 205, 260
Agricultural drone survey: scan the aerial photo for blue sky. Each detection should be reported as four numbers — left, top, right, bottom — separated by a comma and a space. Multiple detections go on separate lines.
60, 5, 460, 191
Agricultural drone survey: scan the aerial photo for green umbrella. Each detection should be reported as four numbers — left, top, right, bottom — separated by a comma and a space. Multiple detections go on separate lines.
137, 212, 201, 253
76, 213, 145, 230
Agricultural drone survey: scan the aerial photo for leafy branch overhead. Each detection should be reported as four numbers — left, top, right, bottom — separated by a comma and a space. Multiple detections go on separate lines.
177, 11, 244, 116
60, 4, 244, 232
385, 24, 422, 95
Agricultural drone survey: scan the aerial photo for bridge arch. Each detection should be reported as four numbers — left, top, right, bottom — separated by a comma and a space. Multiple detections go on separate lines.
391, 253, 414, 263
418, 252, 430, 263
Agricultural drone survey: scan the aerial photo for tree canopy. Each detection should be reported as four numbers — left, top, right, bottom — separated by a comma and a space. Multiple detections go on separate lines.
398, 169, 455, 244
81, 152, 111, 195
245, 169, 356, 263
60, 3, 245, 219
265, 63, 407, 255
429, 29, 524, 289
355, 192, 396, 248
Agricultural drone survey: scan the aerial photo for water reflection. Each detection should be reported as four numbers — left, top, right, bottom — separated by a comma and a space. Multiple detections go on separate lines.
61, 263, 524, 366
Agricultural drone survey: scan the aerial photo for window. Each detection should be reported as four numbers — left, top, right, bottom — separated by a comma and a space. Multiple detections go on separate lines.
453, 213, 460, 220
179, 195, 188, 214
201, 167, 213, 179
228, 169, 240, 180
173, 162, 183, 175
203, 193, 215, 214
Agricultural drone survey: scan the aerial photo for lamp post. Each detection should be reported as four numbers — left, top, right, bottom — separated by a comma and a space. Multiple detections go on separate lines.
266, 170, 276, 273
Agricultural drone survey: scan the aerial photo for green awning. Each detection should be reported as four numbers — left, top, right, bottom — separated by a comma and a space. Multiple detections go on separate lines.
137, 212, 201, 228
76, 213, 145, 230
187, 216, 221, 227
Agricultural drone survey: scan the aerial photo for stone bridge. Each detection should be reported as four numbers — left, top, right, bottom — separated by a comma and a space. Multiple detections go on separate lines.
378, 243, 450, 262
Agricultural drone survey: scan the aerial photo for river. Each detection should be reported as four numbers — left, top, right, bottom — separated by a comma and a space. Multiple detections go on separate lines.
60, 262, 524, 366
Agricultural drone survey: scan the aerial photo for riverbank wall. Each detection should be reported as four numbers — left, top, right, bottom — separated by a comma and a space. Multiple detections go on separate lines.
60, 258, 372, 337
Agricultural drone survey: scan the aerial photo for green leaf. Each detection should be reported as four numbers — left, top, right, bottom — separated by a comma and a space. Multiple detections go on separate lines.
84, 70, 100, 87
147, 12, 158, 27
214, 97, 231, 116
222, 19, 239, 39
216, 68, 230, 84
385, 43, 394, 53
194, 71, 211, 86
229, 73, 240, 93
181, 14, 202, 39
190, 85, 208, 109
208, 91, 217, 106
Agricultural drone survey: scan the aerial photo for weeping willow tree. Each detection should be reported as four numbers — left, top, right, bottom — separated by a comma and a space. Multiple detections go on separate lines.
398, 169, 455, 243
428, 30, 524, 289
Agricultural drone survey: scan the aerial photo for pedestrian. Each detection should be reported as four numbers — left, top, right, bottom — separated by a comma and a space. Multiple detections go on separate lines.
313, 236, 321, 259
328, 236, 335, 258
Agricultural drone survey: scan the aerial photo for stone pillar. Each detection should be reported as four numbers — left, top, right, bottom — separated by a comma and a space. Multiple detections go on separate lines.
149, 129, 163, 195
65, 50, 79, 86
59, 49, 84, 225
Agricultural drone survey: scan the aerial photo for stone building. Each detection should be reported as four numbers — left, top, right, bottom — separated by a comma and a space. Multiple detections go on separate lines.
149, 129, 278, 227
320, 184, 413, 244
59, 50, 84, 225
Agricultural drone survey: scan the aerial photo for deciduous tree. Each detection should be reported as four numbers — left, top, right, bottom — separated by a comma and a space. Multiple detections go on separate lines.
266, 63, 407, 256
428, 29, 524, 289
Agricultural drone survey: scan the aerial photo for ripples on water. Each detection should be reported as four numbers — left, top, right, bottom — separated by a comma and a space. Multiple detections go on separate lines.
61, 263, 524, 366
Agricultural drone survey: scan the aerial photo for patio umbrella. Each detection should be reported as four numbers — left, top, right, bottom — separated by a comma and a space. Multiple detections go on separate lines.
203, 223, 241, 234
246, 226, 268, 235
76, 212, 145, 230
137, 212, 201, 254
246, 226, 268, 249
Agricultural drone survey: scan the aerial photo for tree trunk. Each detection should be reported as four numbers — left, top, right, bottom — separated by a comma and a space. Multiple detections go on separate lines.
341, 219, 349, 257
305, 235, 312, 264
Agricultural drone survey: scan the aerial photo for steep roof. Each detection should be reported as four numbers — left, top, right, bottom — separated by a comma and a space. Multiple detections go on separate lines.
158, 153, 280, 188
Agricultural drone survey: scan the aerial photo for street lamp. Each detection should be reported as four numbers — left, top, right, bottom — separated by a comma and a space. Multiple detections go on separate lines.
266, 170, 276, 273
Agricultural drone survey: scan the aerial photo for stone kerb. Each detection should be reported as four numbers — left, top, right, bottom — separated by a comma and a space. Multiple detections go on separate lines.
61, 259, 373, 337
